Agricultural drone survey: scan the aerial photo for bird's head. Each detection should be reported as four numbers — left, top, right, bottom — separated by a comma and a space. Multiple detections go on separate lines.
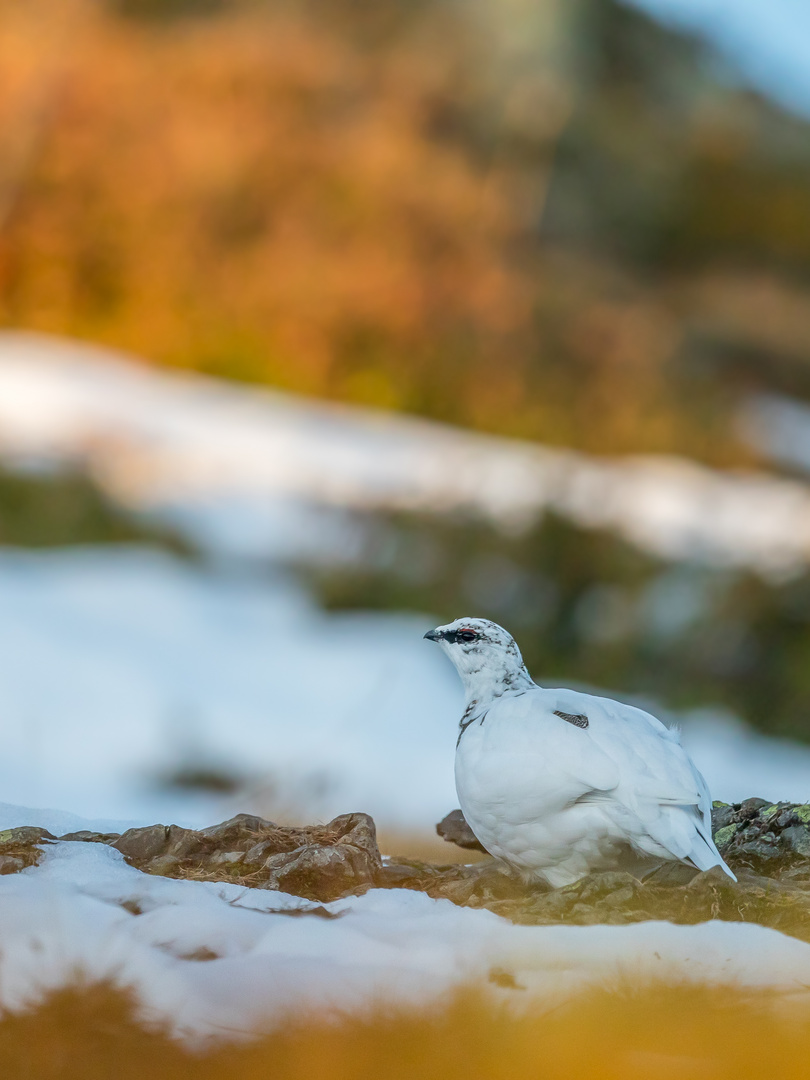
424, 617, 533, 699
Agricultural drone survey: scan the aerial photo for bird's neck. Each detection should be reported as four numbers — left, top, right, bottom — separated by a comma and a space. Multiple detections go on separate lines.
460, 663, 535, 709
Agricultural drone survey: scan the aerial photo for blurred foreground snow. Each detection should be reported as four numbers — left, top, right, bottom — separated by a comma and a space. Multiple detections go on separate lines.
0, 835, 807, 1040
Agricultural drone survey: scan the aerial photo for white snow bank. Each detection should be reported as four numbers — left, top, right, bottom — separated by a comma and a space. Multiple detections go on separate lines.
0, 546, 460, 828
0, 546, 809, 831
2, 332, 810, 573
0, 840, 808, 1041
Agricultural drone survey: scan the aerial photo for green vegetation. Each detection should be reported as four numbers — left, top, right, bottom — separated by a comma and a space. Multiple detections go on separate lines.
0, 465, 189, 552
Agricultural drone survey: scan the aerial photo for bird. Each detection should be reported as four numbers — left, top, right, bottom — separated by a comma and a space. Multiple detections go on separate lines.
424, 617, 735, 888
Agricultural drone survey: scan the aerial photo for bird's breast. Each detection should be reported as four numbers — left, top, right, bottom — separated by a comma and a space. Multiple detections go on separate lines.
454, 710, 591, 826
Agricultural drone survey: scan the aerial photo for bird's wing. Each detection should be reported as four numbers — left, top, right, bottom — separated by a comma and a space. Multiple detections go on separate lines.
562, 690, 729, 871
487, 690, 623, 797
552, 689, 702, 804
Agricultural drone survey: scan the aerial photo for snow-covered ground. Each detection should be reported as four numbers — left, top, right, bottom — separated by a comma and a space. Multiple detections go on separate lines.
3, 332, 810, 573
0, 546, 809, 831
0, 834, 808, 1042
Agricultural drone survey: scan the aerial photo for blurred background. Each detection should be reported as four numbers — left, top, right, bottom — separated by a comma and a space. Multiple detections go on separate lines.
2, 0, 810, 840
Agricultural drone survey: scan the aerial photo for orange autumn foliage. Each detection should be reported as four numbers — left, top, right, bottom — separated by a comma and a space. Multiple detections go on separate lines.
0, 0, 530, 412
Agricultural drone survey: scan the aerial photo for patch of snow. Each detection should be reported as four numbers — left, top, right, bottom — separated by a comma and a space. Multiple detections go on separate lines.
2, 332, 810, 574
0, 546, 460, 828
0, 840, 806, 1041
740, 393, 810, 476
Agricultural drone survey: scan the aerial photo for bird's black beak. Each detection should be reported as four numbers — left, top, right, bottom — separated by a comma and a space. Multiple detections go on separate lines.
424, 629, 441, 642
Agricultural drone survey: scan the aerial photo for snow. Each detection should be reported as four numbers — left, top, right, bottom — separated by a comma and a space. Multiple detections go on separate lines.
741, 393, 810, 477
0, 837, 805, 1041
0, 546, 808, 831
0, 546, 460, 827
3, 332, 810, 573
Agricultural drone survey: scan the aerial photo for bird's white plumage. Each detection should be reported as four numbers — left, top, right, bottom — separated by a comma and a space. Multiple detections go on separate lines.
426, 617, 735, 887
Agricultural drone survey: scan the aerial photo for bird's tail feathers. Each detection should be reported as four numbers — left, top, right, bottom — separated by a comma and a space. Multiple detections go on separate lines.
689, 825, 737, 882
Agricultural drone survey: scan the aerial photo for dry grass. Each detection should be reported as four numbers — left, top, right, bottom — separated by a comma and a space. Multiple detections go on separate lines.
2, 979, 809, 1080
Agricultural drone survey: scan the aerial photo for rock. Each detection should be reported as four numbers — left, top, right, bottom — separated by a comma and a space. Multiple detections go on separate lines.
0, 826, 55, 874
259, 813, 382, 902
737, 839, 781, 861
641, 862, 699, 886
199, 814, 277, 845
577, 871, 639, 903
687, 865, 739, 892
436, 810, 487, 852
59, 830, 121, 844
164, 825, 202, 859
242, 838, 280, 867
262, 846, 360, 901
737, 797, 772, 821
710, 803, 736, 831
112, 825, 169, 861
782, 826, 810, 858
207, 850, 244, 866
0, 827, 55, 845
713, 823, 739, 850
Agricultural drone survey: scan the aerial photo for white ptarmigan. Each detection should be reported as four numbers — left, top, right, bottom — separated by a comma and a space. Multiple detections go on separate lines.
425, 617, 735, 887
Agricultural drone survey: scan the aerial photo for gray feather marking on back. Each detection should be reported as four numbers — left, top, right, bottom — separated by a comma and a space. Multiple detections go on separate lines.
554, 709, 589, 730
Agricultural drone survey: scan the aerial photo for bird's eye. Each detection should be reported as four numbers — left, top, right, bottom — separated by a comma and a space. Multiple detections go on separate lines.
457, 629, 478, 643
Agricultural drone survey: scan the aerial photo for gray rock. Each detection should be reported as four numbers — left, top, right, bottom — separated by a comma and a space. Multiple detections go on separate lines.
59, 830, 121, 844
164, 825, 202, 859
112, 824, 169, 861
710, 803, 735, 831
737, 797, 772, 821
242, 839, 277, 867
436, 810, 487, 853
737, 839, 781, 860
782, 826, 810, 858
199, 814, 277, 845
0, 855, 24, 874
